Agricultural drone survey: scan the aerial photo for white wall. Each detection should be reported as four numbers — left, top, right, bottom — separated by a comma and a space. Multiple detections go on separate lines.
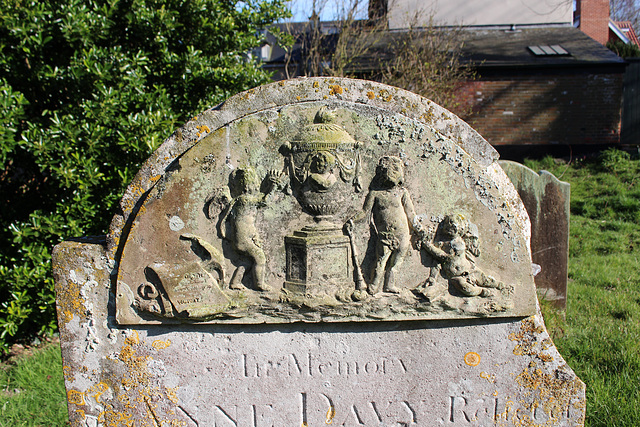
388, 0, 573, 28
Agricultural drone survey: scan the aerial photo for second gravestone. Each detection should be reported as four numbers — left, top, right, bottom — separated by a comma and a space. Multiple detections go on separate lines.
54, 78, 585, 426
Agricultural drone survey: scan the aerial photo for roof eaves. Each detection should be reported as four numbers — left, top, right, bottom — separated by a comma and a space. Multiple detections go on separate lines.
609, 20, 630, 44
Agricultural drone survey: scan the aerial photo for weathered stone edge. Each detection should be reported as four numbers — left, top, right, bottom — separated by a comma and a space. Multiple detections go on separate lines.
106, 77, 499, 255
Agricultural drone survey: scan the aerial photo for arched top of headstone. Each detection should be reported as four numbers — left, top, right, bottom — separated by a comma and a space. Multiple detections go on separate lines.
110, 77, 536, 325
499, 160, 570, 190
108, 78, 499, 252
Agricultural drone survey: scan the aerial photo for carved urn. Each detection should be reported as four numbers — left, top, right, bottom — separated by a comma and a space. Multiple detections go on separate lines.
280, 107, 361, 295
281, 107, 361, 228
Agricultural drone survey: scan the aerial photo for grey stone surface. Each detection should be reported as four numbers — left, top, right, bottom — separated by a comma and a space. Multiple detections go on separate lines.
54, 78, 585, 426
499, 161, 570, 309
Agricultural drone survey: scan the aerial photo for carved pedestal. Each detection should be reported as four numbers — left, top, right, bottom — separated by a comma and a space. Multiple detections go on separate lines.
284, 226, 352, 295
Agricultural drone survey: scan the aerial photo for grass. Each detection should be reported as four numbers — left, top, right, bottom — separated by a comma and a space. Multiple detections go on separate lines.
527, 149, 640, 427
2, 149, 640, 426
0, 341, 69, 426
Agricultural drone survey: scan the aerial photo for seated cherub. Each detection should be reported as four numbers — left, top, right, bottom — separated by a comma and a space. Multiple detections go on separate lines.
418, 214, 505, 298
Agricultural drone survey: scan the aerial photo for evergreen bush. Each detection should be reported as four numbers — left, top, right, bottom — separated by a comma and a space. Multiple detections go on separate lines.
0, 0, 289, 352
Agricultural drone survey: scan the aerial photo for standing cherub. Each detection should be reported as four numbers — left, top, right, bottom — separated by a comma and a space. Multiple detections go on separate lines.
219, 167, 282, 292
348, 156, 416, 295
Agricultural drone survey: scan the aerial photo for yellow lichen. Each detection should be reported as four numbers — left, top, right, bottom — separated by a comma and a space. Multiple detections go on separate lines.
152, 339, 171, 350
480, 371, 495, 383
63, 365, 75, 382
379, 89, 392, 102
165, 387, 179, 404
91, 332, 187, 426
329, 84, 343, 95
464, 352, 481, 366
87, 382, 109, 403
505, 317, 585, 426
509, 317, 553, 363
514, 365, 585, 426
54, 247, 86, 326
99, 409, 134, 427
67, 389, 86, 406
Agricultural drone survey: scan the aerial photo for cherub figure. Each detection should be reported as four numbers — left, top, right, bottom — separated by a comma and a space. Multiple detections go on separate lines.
305, 151, 338, 193
348, 156, 416, 294
417, 213, 505, 297
219, 167, 282, 291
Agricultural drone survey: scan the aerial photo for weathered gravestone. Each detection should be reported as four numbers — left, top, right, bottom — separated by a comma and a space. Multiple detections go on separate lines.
499, 161, 570, 309
53, 78, 585, 426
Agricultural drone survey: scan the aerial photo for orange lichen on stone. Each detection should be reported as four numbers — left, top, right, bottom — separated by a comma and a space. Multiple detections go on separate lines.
502, 317, 586, 425
67, 389, 86, 406
92, 331, 187, 426
120, 181, 146, 214
54, 267, 85, 326
379, 89, 392, 102
119, 393, 135, 409
196, 124, 211, 138
464, 352, 481, 366
165, 387, 179, 404
539, 353, 554, 363
152, 339, 171, 350
87, 382, 109, 403
63, 365, 75, 382
98, 409, 134, 427
514, 364, 585, 426
367, 91, 375, 99
509, 317, 552, 364
480, 371, 496, 383
313, 81, 320, 88
329, 84, 343, 95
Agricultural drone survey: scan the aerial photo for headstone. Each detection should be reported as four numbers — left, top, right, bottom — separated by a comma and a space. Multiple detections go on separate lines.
499, 161, 570, 309
53, 78, 585, 426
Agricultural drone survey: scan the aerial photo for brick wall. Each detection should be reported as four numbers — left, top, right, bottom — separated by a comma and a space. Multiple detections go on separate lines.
452, 70, 624, 146
576, 0, 610, 45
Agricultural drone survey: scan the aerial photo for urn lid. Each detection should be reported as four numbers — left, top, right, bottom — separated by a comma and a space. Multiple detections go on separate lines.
292, 107, 356, 152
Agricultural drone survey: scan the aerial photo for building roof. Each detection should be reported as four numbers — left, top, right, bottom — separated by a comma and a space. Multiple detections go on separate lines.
612, 21, 640, 47
264, 24, 625, 73
456, 26, 625, 69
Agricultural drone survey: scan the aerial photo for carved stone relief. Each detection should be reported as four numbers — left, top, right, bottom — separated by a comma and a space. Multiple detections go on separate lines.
116, 102, 537, 324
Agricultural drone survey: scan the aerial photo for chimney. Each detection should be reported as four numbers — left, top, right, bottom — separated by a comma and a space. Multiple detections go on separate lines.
575, 0, 610, 45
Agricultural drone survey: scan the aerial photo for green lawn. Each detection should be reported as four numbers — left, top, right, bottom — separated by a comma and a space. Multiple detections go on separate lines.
1, 149, 639, 426
0, 341, 69, 426
527, 150, 640, 427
